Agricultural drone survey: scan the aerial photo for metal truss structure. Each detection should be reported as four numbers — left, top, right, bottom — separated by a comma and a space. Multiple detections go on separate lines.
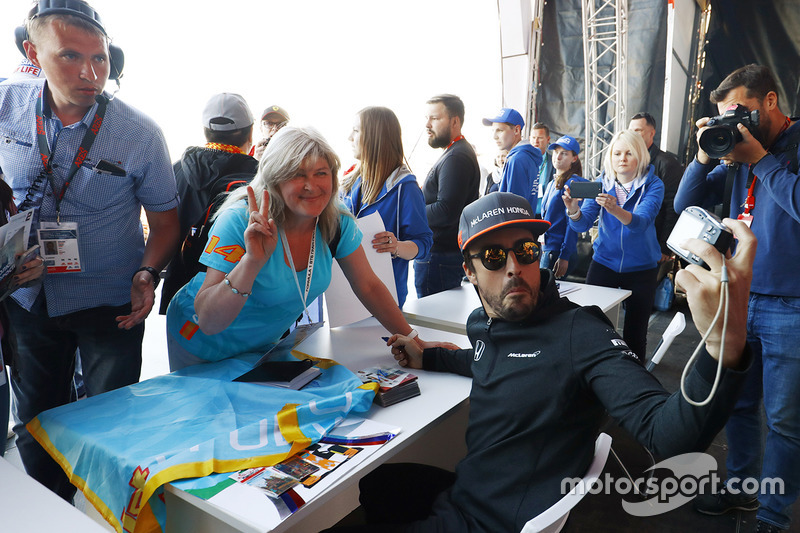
526, 0, 546, 129
581, 0, 628, 179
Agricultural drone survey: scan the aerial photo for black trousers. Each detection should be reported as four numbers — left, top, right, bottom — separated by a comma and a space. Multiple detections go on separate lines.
321, 463, 457, 533
585, 261, 659, 363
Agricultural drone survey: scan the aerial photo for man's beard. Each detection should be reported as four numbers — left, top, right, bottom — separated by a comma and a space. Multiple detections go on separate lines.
482, 278, 537, 321
428, 130, 451, 149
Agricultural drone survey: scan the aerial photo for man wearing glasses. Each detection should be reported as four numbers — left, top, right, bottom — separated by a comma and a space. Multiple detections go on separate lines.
333, 192, 756, 532
254, 105, 289, 160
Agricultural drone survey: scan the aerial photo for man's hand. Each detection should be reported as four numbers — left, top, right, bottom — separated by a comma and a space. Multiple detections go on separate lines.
117, 272, 155, 329
721, 123, 768, 165
675, 218, 756, 367
694, 117, 713, 165
387, 333, 424, 368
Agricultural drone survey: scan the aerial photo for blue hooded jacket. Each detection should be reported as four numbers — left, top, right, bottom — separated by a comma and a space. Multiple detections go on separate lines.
500, 141, 543, 210
541, 175, 588, 261
568, 165, 664, 273
341, 166, 433, 307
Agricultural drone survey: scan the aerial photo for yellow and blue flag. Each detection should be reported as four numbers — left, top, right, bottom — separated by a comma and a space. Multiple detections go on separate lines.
29, 354, 377, 533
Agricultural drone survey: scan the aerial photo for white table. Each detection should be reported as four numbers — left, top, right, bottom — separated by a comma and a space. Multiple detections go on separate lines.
403, 280, 631, 335
0, 456, 110, 532
165, 318, 472, 533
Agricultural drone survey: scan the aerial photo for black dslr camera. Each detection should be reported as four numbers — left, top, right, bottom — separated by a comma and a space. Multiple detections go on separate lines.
698, 104, 759, 158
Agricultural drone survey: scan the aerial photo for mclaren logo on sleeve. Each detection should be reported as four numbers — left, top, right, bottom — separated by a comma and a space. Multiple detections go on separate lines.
474, 340, 485, 361
508, 351, 541, 358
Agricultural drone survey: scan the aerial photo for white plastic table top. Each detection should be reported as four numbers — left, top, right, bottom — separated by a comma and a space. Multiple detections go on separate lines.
164, 317, 472, 533
0, 456, 109, 532
402, 280, 631, 334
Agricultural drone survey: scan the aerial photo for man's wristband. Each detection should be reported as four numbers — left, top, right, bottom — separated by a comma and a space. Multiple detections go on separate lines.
133, 266, 160, 289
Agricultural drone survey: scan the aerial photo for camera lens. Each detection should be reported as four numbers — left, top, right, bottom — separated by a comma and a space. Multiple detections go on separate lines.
699, 127, 736, 158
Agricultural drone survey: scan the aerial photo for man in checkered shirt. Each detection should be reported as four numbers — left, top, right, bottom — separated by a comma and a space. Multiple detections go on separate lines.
0, 0, 178, 500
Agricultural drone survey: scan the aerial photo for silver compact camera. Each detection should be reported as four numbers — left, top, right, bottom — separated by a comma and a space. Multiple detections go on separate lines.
667, 206, 733, 269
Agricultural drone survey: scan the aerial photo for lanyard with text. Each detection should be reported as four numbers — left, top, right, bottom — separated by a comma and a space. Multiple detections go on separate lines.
739, 116, 791, 226
445, 135, 465, 151
35, 90, 107, 222
280, 219, 318, 323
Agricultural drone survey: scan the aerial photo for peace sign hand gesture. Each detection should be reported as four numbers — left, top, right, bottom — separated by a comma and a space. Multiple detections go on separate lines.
244, 186, 278, 267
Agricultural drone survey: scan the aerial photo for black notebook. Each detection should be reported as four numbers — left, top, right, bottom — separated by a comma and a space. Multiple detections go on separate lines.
234, 359, 321, 390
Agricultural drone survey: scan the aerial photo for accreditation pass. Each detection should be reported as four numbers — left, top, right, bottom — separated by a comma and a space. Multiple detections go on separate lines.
38, 221, 82, 273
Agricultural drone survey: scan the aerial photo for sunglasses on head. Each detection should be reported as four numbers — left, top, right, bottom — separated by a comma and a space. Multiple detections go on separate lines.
468, 239, 541, 271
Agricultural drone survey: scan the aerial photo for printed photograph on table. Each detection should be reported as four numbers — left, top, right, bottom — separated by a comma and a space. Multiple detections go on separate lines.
298, 443, 363, 488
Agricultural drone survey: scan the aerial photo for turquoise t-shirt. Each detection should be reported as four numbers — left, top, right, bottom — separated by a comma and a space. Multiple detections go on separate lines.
166, 202, 362, 361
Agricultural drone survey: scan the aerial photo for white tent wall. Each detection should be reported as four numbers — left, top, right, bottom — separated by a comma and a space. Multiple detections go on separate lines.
497, 0, 536, 133
662, 0, 699, 156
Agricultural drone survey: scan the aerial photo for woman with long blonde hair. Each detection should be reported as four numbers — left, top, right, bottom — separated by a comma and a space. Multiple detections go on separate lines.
166, 126, 422, 369
341, 107, 432, 307
563, 130, 664, 361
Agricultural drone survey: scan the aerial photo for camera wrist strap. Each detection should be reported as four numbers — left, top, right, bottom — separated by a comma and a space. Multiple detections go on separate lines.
35, 89, 107, 222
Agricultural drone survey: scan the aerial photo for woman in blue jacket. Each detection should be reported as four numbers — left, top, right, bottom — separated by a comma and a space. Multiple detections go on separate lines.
341, 107, 433, 308
564, 130, 664, 361
540, 135, 587, 279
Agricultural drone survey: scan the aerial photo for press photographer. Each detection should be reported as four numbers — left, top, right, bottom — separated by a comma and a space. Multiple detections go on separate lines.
674, 63, 800, 533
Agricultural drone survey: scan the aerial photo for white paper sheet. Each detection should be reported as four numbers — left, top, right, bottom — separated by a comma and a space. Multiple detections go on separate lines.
325, 212, 397, 328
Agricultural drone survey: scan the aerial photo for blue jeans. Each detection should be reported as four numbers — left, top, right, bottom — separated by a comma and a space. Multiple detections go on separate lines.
725, 293, 800, 530
6, 298, 144, 501
414, 251, 465, 298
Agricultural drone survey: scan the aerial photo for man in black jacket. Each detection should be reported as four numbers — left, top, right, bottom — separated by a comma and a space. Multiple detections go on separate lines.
629, 112, 684, 265
159, 93, 258, 313
415, 94, 480, 298
334, 193, 755, 533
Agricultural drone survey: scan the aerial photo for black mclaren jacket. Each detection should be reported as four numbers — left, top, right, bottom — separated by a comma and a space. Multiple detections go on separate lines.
420, 270, 750, 532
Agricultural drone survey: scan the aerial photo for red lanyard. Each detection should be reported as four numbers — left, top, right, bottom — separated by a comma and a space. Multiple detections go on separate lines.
35, 88, 107, 221
743, 116, 791, 215
445, 135, 465, 151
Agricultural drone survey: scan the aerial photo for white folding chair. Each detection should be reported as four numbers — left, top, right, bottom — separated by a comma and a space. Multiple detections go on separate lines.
520, 433, 612, 533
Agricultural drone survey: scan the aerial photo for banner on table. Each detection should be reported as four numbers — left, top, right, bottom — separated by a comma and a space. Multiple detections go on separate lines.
29, 355, 377, 533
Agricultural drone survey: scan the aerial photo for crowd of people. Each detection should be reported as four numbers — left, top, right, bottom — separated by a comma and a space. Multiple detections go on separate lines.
1, 1, 799, 533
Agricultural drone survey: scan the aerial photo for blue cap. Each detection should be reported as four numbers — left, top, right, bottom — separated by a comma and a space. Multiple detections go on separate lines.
482, 108, 525, 127
547, 135, 581, 155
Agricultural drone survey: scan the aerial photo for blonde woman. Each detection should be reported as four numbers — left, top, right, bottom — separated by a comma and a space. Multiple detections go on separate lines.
563, 130, 664, 361
166, 126, 420, 370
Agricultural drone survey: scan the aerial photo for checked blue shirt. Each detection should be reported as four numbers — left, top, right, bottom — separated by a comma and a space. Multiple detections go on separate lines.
0, 79, 178, 316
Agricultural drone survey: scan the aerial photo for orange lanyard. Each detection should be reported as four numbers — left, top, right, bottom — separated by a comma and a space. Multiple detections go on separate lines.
445, 135, 465, 151
743, 116, 791, 215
